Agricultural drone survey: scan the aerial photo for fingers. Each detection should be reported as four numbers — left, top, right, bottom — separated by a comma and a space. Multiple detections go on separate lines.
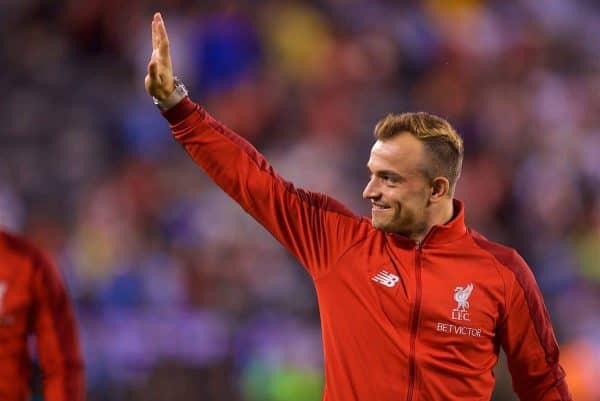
155, 14, 171, 61
152, 18, 158, 51
146, 12, 173, 99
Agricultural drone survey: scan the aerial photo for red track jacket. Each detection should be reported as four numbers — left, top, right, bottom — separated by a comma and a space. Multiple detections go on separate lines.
0, 231, 84, 401
164, 97, 572, 401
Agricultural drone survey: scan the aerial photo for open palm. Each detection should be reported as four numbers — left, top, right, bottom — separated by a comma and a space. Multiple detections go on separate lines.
145, 13, 174, 101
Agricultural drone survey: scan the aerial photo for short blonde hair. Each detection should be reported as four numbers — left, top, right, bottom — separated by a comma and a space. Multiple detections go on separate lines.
374, 112, 464, 192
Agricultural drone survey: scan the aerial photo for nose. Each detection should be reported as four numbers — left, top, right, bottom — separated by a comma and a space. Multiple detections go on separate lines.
362, 177, 380, 200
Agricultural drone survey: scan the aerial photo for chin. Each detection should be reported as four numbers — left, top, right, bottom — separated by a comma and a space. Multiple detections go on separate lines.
371, 219, 394, 233
372, 218, 410, 236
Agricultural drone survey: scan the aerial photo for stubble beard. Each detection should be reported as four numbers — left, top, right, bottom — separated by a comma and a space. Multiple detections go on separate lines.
372, 208, 428, 239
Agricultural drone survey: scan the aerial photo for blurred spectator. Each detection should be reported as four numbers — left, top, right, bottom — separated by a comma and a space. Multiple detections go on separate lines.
0, 230, 84, 401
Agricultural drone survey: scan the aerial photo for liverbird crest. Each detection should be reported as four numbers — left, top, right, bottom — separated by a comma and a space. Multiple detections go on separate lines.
453, 283, 474, 312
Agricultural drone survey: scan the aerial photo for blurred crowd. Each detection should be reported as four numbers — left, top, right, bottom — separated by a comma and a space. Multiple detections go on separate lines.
1, 0, 600, 400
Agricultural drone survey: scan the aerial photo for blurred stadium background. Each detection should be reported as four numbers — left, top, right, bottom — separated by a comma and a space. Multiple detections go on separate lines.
1, 0, 600, 400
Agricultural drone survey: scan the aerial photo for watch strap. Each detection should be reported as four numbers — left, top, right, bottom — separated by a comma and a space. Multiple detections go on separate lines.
153, 77, 188, 111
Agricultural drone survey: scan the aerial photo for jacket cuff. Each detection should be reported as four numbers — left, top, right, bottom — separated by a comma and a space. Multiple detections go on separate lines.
161, 96, 197, 125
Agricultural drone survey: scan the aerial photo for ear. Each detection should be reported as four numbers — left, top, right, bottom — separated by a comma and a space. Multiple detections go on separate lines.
429, 176, 450, 202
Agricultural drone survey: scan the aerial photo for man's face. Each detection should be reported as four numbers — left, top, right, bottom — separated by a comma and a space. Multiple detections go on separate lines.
363, 132, 433, 237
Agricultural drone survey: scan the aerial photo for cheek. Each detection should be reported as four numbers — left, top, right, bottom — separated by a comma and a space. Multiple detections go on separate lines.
395, 188, 428, 212
389, 189, 413, 206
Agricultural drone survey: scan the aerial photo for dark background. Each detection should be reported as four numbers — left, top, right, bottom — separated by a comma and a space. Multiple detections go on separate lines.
1, 0, 599, 400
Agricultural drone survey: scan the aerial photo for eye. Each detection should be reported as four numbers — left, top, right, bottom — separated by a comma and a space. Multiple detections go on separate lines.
381, 174, 397, 184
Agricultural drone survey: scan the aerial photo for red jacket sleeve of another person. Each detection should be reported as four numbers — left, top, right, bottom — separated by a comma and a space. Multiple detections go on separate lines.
163, 98, 371, 279
32, 246, 85, 401
0, 231, 84, 401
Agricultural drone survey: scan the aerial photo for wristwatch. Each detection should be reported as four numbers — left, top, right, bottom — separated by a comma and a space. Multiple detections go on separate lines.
153, 76, 188, 111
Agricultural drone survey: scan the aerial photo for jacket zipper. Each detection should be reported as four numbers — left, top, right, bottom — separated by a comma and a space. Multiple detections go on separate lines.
406, 241, 423, 401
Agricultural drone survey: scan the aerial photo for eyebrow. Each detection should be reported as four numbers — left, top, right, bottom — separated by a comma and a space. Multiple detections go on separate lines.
367, 166, 403, 179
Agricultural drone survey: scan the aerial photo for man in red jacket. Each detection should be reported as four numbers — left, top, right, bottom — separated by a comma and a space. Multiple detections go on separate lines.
0, 230, 84, 401
145, 13, 572, 401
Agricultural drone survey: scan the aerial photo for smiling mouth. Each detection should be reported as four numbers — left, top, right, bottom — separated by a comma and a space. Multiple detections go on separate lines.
371, 204, 391, 211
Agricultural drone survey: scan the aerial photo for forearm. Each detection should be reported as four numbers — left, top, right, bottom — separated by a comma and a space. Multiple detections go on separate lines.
161, 97, 366, 276
163, 97, 281, 215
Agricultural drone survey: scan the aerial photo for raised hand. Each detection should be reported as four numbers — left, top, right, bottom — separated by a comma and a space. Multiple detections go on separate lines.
145, 13, 174, 101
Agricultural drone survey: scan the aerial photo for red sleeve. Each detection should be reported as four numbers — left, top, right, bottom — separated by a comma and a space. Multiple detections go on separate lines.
32, 250, 85, 401
163, 98, 370, 278
497, 251, 572, 401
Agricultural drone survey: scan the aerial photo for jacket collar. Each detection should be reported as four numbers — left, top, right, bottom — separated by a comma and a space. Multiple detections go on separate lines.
387, 199, 467, 248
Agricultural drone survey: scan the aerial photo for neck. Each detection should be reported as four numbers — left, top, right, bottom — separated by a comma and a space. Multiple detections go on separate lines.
410, 199, 455, 243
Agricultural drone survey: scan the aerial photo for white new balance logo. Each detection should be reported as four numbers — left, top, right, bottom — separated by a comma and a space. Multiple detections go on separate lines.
371, 270, 399, 288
